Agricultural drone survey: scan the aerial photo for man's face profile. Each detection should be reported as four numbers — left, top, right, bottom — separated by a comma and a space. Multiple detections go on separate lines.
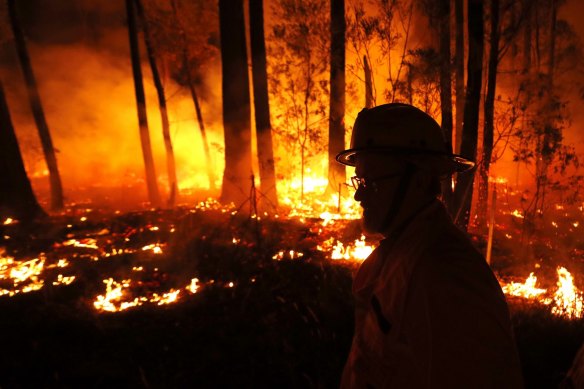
353, 153, 405, 235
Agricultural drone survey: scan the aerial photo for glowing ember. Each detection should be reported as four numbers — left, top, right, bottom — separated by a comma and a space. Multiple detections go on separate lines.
272, 250, 304, 260
186, 278, 200, 293
141, 244, 164, 254
52, 274, 76, 286
511, 210, 524, 219
0, 253, 45, 297
318, 235, 375, 262
3, 218, 16, 225
62, 238, 99, 250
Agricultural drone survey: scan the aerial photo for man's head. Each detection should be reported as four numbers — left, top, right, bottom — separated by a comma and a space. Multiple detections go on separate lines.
337, 103, 474, 235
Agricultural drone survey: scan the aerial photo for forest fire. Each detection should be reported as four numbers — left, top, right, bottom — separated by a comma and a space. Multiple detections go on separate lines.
500, 268, 584, 319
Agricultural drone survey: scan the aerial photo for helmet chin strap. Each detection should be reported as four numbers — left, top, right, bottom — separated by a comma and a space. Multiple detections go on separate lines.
380, 163, 416, 238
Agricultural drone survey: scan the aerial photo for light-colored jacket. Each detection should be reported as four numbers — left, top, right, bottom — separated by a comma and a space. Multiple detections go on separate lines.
341, 200, 523, 389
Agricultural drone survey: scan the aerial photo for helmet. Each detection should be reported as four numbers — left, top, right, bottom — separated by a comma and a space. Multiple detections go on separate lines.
336, 103, 474, 175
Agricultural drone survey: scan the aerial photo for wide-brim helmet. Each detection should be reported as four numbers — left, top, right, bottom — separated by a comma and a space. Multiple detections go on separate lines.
336, 103, 475, 175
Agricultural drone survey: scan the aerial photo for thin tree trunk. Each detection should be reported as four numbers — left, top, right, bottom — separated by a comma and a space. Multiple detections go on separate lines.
134, 0, 178, 207
478, 0, 500, 229
219, 0, 253, 205
328, 0, 346, 193
249, 0, 278, 208
439, 0, 454, 212
7, 0, 64, 211
126, 0, 162, 207
170, 0, 216, 193
364, 56, 374, 108
454, 0, 465, 154
453, 0, 484, 231
188, 82, 216, 191
0, 81, 45, 222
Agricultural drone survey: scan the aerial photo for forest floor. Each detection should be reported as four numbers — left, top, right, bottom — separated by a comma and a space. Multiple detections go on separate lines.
0, 203, 583, 388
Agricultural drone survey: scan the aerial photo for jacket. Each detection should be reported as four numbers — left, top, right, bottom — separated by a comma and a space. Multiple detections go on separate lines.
341, 200, 523, 389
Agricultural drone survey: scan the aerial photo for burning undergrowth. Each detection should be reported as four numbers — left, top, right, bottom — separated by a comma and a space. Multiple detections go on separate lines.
1, 194, 584, 386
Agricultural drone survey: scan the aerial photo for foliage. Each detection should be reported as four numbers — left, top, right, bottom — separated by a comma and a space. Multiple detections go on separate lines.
267, 0, 330, 189
141, 0, 218, 89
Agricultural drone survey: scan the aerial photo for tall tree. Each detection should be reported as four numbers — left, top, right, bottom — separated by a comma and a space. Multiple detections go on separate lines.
219, 0, 252, 205
328, 0, 346, 194
0, 81, 45, 222
7, 0, 64, 211
438, 0, 454, 210
454, 0, 465, 154
126, 0, 162, 207
477, 0, 500, 228
134, 0, 178, 207
249, 0, 278, 208
453, 0, 484, 230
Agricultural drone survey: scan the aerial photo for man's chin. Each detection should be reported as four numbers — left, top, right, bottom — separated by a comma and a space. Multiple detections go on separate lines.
361, 216, 382, 235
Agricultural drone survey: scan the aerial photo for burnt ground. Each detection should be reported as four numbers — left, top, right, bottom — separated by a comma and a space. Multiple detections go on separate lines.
0, 208, 583, 388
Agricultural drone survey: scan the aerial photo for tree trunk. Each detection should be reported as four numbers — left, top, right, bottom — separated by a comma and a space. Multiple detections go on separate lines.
439, 0, 454, 212
219, 0, 253, 205
454, 0, 465, 154
478, 0, 500, 229
170, 0, 216, 193
364, 55, 374, 108
0, 81, 45, 222
7, 0, 64, 211
134, 0, 178, 207
249, 0, 278, 209
126, 0, 162, 207
453, 0, 484, 231
328, 0, 346, 193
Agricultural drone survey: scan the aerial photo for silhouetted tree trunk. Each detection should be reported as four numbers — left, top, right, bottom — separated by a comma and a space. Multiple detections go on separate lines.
126, 0, 162, 207
7, 0, 63, 211
135, 0, 178, 207
0, 81, 45, 222
250, 0, 278, 208
454, 0, 484, 231
454, 0, 465, 154
439, 0, 454, 211
219, 0, 252, 205
328, 0, 346, 193
170, 0, 216, 193
478, 0, 500, 228
364, 56, 374, 108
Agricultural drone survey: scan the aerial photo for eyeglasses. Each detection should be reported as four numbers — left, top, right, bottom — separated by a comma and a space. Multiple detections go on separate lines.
350, 172, 403, 191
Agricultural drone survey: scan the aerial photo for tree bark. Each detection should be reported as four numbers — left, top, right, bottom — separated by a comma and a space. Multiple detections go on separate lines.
7, 0, 64, 211
126, 0, 162, 207
249, 0, 278, 208
134, 0, 178, 207
439, 0, 454, 211
478, 0, 500, 229
328, 0, 346, 193
0, 81, 45, 222
219, 0, 253, 205
364, 55, 374, 108
454, 0, 465, 154
453, 0, 484, 231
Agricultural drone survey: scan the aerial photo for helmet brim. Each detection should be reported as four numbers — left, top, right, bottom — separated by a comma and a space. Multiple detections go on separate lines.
335, 147, 475, 174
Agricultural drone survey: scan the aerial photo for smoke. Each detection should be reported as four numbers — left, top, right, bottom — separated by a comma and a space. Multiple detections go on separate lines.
2, 1, 224, 208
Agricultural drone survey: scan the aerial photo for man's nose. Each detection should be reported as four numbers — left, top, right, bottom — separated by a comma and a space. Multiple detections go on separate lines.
354, 185, 364, 202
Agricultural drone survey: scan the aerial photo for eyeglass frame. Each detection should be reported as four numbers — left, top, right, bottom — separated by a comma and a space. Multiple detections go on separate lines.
349, 172, 404, 191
